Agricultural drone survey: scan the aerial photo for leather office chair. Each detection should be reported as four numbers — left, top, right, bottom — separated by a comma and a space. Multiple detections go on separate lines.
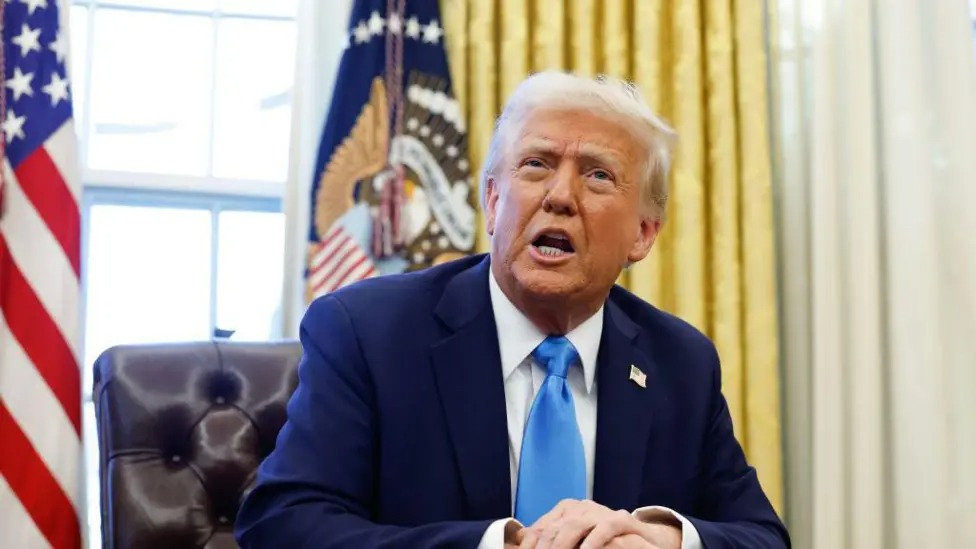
92, 341, 302, 548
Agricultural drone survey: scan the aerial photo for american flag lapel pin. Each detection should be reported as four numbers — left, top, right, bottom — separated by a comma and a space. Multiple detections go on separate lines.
629, 364, 647, 388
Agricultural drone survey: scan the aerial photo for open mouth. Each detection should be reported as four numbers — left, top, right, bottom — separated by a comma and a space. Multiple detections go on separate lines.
531, 232, 575, 257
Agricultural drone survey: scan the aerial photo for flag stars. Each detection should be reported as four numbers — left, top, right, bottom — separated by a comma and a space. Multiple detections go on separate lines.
49, 31, 68, 63
42, 72, 69, 106
353, 20, 370, 44
3, 109, 27, 142
349, 14, 441, 45
12, 24, 42, 57
6, 67, 34, 101
405, 17, 421, 39
368, 11, 385, 35
422, 19, 443, 44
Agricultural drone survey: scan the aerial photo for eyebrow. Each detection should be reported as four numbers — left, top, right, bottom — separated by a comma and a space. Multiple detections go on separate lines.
516, 138, 626, 173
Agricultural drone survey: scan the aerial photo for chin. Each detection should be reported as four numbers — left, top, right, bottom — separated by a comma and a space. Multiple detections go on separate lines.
511, 264, 583, 300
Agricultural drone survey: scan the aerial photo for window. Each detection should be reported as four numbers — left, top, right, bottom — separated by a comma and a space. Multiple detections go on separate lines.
69, 1, 297, 545
81, 191, 286, 375
70, 0, 297, 188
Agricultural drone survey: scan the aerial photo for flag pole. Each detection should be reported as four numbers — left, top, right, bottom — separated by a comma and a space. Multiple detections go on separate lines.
373, 0, 406, 259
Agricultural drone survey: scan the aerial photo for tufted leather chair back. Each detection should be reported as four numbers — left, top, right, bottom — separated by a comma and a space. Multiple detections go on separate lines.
92, 340, 302, 549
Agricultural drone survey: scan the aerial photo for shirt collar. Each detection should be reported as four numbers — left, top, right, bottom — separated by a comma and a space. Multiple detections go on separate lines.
488, 268, 603, 393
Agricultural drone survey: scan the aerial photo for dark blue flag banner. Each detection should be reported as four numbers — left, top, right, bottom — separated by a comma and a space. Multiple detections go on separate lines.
305, 0, 475, 302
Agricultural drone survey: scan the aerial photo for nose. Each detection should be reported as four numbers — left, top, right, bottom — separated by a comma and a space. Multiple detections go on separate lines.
542, 163, 579, 216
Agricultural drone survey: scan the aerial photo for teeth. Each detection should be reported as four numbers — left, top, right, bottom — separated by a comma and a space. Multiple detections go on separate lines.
544, 233, 567, 240
537, 245, 567, 256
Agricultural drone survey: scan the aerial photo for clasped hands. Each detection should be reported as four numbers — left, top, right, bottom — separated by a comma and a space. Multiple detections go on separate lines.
505, 499, 682, 549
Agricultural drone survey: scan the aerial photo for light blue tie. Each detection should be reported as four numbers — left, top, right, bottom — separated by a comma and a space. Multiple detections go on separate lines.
514, 336, 586, 525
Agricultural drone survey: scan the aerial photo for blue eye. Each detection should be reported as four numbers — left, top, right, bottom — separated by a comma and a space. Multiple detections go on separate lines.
524, 159, 546, 168
591, 170, 612, 180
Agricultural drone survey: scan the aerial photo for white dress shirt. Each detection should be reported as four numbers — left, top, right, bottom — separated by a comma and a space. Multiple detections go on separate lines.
478, 270, 702, 549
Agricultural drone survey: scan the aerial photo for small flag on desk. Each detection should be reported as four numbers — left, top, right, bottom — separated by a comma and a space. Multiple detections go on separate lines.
305, 0, 477, 303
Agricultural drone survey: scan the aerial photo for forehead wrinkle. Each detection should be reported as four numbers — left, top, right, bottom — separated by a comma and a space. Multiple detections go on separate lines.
514, 136, 564, 155
574, 142, 627, 172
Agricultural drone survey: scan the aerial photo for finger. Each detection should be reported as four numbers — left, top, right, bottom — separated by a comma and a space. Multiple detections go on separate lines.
548, 515, 597, 549
530, 498, 582, 548
580, 510, 638, 549
538, 500, 617, 549
608, 534, 655, 549
533, 498, 579, 530
542, 500, 610, 549
519, 527, 541, 549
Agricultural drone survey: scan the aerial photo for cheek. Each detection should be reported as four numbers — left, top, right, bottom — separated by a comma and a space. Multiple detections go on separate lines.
492, 192, 527, 245
583, 207, 640, 253
499, 185, 538, 223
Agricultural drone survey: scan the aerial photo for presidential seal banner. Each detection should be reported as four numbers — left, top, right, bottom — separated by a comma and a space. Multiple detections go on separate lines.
305, 0, 475, 302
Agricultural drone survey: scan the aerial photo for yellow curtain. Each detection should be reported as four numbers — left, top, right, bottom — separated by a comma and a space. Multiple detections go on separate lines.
441, 0, 783, 513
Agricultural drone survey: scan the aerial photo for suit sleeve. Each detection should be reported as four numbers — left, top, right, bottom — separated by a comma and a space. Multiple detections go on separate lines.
235, 295, 492, 549
684, 346, 791, 549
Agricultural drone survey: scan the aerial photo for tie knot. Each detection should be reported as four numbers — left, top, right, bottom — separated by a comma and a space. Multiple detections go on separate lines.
531, 336, 580, 378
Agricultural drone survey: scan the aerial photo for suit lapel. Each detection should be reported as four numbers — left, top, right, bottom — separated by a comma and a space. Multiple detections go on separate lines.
430, 257, 511, 519
592, 299, 656, 511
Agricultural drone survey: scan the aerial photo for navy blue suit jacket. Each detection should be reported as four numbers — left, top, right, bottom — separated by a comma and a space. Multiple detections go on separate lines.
236, 255, 789, 548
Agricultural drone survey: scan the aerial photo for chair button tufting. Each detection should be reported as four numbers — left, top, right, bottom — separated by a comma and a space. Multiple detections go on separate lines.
215, 396, 225, 405
171, 455, 181, 463
218, 516, 229, 524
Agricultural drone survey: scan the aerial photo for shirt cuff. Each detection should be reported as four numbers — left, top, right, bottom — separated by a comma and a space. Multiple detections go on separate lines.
478, 518, 523, 549
633, 506, 703, 549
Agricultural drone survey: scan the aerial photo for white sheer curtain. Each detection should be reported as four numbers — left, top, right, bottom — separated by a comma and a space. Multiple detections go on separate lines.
280, 0, 354, 337
772, 1, 976, 548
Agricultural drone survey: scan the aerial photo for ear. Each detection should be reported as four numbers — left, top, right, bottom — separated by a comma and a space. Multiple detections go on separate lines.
627, 216, 660, 263
484, 177, 500, 236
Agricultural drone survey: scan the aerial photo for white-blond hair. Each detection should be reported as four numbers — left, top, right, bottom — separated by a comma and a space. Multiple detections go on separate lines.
479, 71, 677, 221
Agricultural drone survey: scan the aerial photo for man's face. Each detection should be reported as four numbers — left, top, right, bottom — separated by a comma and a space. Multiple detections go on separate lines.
485, 107, 660, 305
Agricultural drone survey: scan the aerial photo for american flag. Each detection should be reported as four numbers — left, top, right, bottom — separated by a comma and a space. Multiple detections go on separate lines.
307, 223, 377, 298
0, 0, 82, 548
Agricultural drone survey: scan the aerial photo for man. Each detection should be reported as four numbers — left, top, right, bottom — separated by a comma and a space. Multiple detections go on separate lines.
236, 72, 789, 548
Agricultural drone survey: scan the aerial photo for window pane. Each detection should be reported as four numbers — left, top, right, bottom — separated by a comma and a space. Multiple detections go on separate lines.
212, 18, 296, 181
219, 0, 298, 18
83, 205, 212, 382
87, 10, 213, 175
215, 211, 285, 341
69, 5, 89, 135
